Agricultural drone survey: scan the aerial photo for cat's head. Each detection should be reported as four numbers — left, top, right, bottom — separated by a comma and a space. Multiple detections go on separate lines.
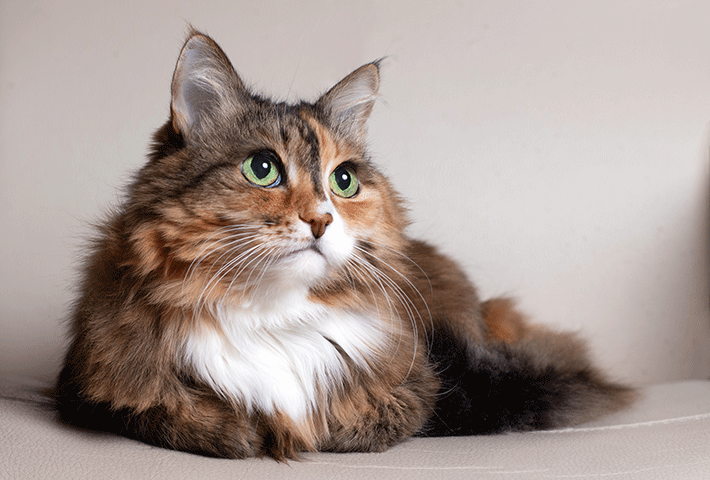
125, 31, 409, 310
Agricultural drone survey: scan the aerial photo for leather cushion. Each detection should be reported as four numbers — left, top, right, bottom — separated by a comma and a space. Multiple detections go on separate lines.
2, 378, 709, 479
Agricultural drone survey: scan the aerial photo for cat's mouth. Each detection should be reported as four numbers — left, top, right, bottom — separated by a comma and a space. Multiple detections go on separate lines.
285, 243, 324, 259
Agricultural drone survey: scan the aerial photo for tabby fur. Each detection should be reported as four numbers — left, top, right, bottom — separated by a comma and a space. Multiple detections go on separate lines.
56, 30, 634, 459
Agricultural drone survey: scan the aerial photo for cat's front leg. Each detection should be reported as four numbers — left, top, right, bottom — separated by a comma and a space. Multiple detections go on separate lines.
56, 367, 264, 458
126, 391, 265, 458
321, 376, 437, 453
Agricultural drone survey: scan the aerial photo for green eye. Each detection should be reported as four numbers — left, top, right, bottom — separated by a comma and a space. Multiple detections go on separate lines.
242, 152, 281, 187
329, 165, 359, 198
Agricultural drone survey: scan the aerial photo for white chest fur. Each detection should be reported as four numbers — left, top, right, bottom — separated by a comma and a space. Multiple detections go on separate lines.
182, 293, 386, 423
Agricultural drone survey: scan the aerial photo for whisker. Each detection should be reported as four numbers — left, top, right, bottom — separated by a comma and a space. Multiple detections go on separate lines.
184, 225, 264, 285
191, 233, 267, 322
352, 246, 427, 328
360, 238, 434, 298
241, 245, 280, 298
349, 245, 436, 381
248, 246, 283, 300
353, 243, 434, 350
347, 252, 415, 373
181, 226, 264, 320
345, 255, 404, 362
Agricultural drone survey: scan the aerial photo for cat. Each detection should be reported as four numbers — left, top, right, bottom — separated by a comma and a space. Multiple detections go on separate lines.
55, 29, 635, 460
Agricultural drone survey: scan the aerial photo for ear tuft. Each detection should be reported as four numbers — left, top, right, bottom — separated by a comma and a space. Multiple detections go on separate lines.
170, 30, 246, 139
316, 62, 380, 142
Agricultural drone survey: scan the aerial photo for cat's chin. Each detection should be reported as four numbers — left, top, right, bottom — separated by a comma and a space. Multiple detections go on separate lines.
276, 247, 330, 285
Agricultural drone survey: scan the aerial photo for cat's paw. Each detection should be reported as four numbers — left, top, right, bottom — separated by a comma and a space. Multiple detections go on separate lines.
322, 385, 427, 453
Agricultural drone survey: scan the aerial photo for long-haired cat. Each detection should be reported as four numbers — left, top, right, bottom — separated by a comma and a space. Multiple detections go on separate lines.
56, 30, 634, 459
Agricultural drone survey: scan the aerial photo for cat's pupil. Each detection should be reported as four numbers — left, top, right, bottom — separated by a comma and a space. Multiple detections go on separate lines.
335, 168, 351, 190
253, 158, 272, 179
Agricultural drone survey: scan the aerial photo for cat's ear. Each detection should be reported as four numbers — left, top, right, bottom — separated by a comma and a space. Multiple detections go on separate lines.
316, 62, 380, 141
170, 30, 247, 139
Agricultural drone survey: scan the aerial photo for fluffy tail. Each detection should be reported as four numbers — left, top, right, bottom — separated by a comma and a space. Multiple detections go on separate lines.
420, 321, 635, 436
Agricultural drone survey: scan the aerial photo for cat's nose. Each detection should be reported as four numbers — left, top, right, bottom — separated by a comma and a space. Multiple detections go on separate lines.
299, 212, 333, 239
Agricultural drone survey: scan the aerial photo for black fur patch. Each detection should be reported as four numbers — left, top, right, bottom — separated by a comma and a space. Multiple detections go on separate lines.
54, 363, 230, 458
420, 326, 585, 436
304, 130, 323, 197
150, 120, 185, 161
55, 361, 133, 438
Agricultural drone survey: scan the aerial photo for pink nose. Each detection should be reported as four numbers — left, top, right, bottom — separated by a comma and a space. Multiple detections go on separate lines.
299, 212, 333, 239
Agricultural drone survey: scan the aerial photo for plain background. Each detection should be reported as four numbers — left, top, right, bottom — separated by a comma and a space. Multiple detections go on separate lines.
1, 0, 709, 386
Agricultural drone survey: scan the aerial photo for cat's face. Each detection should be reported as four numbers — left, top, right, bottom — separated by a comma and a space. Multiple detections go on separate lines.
126, 33, 408, 310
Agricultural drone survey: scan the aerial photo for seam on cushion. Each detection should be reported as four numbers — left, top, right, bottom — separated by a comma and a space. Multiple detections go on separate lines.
532, 413, 710, 434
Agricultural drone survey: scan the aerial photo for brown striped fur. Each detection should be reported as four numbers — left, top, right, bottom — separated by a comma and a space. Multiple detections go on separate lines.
56, 30, 634, 459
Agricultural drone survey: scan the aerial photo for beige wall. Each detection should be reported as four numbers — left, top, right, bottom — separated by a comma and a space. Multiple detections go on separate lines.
1, 0, 709, 385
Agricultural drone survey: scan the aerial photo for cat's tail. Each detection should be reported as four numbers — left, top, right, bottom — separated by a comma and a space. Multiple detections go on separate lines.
420, 320, 636, 436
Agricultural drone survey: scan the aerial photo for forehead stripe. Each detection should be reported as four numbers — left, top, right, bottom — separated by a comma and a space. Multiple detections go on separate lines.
300, 120, 324, 199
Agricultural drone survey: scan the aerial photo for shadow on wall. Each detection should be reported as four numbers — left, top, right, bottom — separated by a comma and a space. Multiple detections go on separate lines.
700, 121, 710, 378
706, 124, 710, 330
700, 123, 710, 378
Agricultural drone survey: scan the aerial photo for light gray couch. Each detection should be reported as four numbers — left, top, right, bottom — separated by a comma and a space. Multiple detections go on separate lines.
2, 377, 708, 479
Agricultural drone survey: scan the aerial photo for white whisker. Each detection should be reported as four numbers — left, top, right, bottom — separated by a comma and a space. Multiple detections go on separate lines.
346, 251, 418, 378
181, 226, 264, 319
353, 242, 434, 349
247, 246, 282, 301
195, 241, 269, 319
183, 225, 268, 323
